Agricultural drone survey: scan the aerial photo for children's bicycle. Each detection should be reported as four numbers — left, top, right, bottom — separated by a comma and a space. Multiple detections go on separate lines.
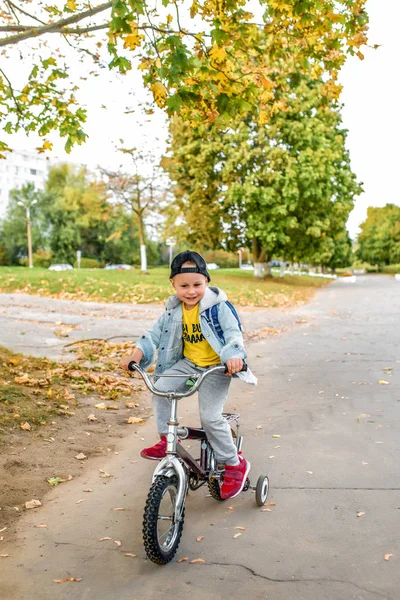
128, 362, 270, 565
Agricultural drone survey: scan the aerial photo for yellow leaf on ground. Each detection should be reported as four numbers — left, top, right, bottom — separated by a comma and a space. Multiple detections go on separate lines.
127, 417, 144, 424
234, 526, 246, 531
75, 453, 87, 460
233, 532, 242, 539
357, 512, 366, 517
25, 499, 42, 509
98, 537, 112, 542
378, 380, 390, 385
196, 536, 204, 542
20, 422, 31, 431
189, 558, 205, 564
53, 576, 81, 583
384, 554, 393, 561
114, 540, 122, 547
177, 557, 189, 563
124, 553, 137, 557
272, 434, 281, 438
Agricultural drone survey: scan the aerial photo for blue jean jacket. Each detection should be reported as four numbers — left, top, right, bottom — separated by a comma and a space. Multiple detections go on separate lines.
136, 286, 257, 385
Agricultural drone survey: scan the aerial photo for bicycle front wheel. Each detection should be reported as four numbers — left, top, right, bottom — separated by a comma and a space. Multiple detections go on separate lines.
142, 475, 185, 565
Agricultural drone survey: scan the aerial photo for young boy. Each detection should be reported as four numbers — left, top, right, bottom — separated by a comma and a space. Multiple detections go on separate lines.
120, 250, 256, 500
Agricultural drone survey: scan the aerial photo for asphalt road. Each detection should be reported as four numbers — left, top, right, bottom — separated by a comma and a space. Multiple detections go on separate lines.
1, 275, 399, 600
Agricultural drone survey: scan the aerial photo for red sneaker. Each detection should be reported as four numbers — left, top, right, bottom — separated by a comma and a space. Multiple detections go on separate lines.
220, 455, 251, 499
140, 436, 167, 460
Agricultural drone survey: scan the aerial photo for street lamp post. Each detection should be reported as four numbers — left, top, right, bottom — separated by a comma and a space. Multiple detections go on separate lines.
18, 199, 37, 268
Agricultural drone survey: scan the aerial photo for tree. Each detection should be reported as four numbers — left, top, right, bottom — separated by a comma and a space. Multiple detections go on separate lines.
357, 204, 400, 267
0, 183, 47, 264
0, 1, 369, 155
164, 76, 362, 276
101, 147, 169, 271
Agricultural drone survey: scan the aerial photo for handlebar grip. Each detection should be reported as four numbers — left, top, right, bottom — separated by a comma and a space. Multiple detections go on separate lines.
127, 360, 137, 372
224, 361, 247, 373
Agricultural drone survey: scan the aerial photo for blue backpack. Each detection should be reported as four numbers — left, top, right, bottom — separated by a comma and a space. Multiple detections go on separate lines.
203, 301, 243, 345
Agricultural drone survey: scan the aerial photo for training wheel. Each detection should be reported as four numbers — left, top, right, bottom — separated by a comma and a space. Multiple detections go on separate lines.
255, 474, 269, 506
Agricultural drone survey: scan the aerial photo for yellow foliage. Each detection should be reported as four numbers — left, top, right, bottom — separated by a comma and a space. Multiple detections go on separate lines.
123, 23, 143, 50
151, 81, 168, 108
209, 45, 227, 64
36, 140, 53, 153
66, 0, 77, 10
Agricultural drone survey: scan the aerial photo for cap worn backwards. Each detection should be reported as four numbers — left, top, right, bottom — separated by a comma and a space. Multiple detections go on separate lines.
170, 250, 211, 282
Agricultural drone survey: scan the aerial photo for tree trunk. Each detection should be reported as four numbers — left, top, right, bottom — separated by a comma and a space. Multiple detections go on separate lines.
137, 212, 147, 273
252, 238, 271, 278
254, 262, 270, 278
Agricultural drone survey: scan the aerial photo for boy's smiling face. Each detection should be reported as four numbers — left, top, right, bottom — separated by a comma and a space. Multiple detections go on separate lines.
171, 261, 208, 310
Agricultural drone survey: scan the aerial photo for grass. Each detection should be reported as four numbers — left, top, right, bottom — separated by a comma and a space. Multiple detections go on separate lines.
0, 266, 329, 307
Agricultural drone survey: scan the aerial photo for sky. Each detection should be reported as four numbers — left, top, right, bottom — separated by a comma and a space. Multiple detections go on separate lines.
6, 0, 400, 239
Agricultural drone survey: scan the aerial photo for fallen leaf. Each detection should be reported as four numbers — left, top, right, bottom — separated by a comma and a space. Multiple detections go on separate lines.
177, 557, 189, 563
127, 417, 144, 424
75, 453, 87, 460
189, 558, 205, 564
233, 532, 242, 539
0, 527, 7, 533
47, 477, 64, 486
255, 425, 262, 430
53, 577, 82, 583
272, 434, 281, 438
361, 462, 368, 466
357, 512, 366, 517
378, 380, 390, 385
87, 414, 97, 421
98, 537, 112, 542
20, 422, 31, 431
76, 499, 85, 504
25, 499, 42, 509
83, 488, 93, 493
124, 553, 137, 557
233, 526, 246, 531
99, 469, 112, 478
114, 540, 122, 547
260, 508, 272, 512
196, 536, 204, 542
95, 403, 107, 410
0, 554, 10, 558
306, 471, 313, 475
35, 524, 48, 528
227, 506, 234, 511
384, 554, 393, 561
383, 367, 392, 371
112, 507, 126, 511
265, 502, 276, 506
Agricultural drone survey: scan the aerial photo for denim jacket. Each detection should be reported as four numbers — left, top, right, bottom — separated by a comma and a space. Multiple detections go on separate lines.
136, 286, 257, 385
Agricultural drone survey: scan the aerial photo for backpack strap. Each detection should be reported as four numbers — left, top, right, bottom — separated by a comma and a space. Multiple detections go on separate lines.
209, 302, 243, 346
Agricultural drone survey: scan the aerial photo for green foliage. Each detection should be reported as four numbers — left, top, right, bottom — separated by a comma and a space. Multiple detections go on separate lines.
0, 1, 369, 154
73, 258, 103, 269
19, 249, 52, 268
382, 264, 400, 274
357, 204, 400, 267
165, 77, 362, 271
204, 249, 239, 268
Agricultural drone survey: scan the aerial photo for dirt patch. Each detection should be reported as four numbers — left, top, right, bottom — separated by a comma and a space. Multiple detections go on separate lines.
0, 343, 152, 530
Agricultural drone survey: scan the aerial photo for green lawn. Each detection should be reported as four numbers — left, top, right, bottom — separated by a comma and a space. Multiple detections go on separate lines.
0, 266, 329, 307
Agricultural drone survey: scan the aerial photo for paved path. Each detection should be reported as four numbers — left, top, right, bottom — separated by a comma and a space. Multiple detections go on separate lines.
0, 293, 304, 360
1, 275, 400, 600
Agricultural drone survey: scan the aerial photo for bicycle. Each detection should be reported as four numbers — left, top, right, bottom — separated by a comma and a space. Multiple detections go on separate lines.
128, 361, 270, 565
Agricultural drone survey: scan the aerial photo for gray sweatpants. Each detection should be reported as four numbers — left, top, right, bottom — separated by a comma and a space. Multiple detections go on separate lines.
153, 358, 239, 466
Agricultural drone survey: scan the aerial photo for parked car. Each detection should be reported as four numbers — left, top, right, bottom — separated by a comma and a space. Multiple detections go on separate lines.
240, 264, 254, 270
48, 264, 74, 271
270, 260, 281, 268
104, 264, 132, 270
206, 263, 220, 270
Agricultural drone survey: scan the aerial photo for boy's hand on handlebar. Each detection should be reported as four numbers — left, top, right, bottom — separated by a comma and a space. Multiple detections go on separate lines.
225, 357, 243, 376
120, 349, 143, 371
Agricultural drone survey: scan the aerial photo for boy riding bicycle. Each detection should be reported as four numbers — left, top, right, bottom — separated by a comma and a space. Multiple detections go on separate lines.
120, 250, 256, 500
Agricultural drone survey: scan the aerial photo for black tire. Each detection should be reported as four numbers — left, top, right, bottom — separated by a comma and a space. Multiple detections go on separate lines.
255, 474, 269, 506
208, 477, 226, 501
142, 475, 184, 565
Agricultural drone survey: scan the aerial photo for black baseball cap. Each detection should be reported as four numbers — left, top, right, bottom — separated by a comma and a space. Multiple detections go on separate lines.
170, 250, 210, 282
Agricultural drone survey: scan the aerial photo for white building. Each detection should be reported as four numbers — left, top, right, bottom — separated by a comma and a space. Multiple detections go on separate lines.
0, 150, 49, 217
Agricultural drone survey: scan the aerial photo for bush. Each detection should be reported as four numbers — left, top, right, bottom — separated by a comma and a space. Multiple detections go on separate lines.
382, 264, 400, 274
73, 257, 103, 269
19, 249, 52, 268
0, 242, 9, 265
204, 249, 239, 268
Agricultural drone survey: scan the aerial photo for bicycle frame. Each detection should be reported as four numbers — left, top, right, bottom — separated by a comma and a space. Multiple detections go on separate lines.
128, 362, 242, 523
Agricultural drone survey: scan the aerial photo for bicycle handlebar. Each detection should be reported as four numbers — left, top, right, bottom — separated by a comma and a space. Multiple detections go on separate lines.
127, 361, 247, 399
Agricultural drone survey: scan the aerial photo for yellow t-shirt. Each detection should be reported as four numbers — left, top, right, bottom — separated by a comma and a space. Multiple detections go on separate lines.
182, 303, 220, 367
